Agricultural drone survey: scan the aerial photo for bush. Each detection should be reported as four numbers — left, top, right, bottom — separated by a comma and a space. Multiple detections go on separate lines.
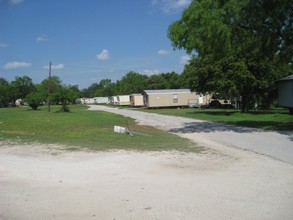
26, 92, 44, 110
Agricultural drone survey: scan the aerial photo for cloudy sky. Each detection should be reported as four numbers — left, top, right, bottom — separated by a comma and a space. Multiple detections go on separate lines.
0, 0, 191, 88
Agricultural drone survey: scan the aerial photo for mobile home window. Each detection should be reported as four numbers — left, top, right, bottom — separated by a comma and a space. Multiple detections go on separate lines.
173, 94, 178, 103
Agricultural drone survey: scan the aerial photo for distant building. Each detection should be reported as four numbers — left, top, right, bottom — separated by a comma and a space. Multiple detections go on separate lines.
277, 75, 293, 114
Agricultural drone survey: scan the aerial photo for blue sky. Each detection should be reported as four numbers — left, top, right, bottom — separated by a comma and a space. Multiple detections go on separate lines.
0, 0, 191, 88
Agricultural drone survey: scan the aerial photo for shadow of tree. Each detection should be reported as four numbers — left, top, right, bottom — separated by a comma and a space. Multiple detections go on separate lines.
169, 121, 293, 138
233, 121, 293, 131
169, 121, 258, 134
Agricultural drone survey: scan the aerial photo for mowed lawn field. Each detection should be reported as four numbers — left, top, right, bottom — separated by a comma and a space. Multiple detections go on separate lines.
0, 105, 199, 152
140, 107, 293, 131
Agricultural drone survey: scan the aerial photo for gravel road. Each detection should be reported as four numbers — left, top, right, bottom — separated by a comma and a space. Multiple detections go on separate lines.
88, 105, 293, 165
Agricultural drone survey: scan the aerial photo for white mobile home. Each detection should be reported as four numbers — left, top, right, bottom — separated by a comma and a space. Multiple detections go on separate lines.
110, 96, 119, 105
93, 97, 110, 104
78, 98, 96, 104
110, 95, 130, 106
117, 95, 130, 106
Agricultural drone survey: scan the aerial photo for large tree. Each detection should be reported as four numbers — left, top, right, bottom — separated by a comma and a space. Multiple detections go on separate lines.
116, 72, 148, 94
0, 77, 11, 106
11, 75, 35, 101
168, 0, 292, 111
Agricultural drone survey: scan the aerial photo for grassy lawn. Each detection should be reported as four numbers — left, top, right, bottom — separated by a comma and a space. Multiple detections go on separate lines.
0, 105, 200, 152
139, 108, 293, 131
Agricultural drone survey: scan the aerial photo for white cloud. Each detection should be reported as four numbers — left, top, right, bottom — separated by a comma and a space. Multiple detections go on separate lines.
158, 50, 169, 55
180, 55, 190, 64
152, 0, 191, 14
43, 64, 65, 70
4, 61, 31, 70
96, 49, 110, 60
36, 35, 48, 42
9, 0, 23, 5
141, 69, 160, 76
0, 43, 9, 48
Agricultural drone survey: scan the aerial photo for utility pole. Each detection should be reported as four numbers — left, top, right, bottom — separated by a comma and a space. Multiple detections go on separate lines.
48, 61, 52, 112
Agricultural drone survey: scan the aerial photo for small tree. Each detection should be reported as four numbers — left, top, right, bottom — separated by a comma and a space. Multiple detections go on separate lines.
26, 92, 44, 110
51, 86, 76, 112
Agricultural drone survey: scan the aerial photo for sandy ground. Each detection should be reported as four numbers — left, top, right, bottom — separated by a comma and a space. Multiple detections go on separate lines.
1, 107, 293, 219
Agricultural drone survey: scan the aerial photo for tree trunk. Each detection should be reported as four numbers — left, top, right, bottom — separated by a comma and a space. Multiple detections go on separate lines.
241, 94, 250, 112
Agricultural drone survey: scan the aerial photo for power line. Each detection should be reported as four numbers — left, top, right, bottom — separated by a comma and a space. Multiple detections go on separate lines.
64, 64, 135, 72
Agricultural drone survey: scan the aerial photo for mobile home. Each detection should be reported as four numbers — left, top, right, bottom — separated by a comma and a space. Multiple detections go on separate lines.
93, 97, 110, 104
130, 94, 144, 107
143, 89, 208, 108
278, 75, 293, 114
110, 95, 130, 106
78, 98, 96, 104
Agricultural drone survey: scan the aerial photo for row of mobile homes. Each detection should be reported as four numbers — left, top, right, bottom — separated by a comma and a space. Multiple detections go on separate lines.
142, 89, 210, 108
79, 89, 211, 108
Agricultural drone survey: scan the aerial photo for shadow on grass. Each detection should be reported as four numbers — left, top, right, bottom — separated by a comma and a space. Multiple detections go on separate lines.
169, 120, 293, 139
233, 121, 293, 131
186, 110, 236, 116
169, 121, 258, 134
188, 109, 289, 116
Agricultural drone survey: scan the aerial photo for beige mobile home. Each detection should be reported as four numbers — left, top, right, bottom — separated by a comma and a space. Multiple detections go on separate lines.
130, 94, 144, 107
278, 75, 293, 114
143, 89, 204, 108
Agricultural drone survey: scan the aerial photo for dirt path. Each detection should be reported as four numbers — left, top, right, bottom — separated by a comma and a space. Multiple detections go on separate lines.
0, 106, 293, 220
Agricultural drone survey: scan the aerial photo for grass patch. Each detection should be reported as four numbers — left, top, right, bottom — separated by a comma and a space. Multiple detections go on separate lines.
0, 105, 201, 152
139, 108, 293, 131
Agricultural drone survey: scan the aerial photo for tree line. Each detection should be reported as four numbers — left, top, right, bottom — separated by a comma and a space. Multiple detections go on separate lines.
0, 75, 80, 111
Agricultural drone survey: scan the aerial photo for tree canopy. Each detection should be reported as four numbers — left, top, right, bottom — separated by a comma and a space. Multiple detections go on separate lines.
168, 0, 293, 111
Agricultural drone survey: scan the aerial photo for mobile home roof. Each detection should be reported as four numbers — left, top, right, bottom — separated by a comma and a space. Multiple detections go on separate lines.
144, 89, 191, 94
278, 75, 293, 81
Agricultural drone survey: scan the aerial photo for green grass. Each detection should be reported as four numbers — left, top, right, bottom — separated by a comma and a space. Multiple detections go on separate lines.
0, 105, 201, 152
139, 108, 293, 131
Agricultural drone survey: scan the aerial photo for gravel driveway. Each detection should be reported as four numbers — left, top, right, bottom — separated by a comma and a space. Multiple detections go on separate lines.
88, 105, 293, 165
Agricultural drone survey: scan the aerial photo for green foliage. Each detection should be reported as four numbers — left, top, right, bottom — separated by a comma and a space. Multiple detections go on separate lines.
146, 74, 168, 90
168, 0, 242, 59
0, 77, 11, 106
80, 71, 187, 98
41, 76, 62, 95
10, 75, 35, 100
168, 0, 293, 112
241, 0, 293, 63
25, 90, 45, 110
116, 71, 148, 94
51, 86, 78, 112
81, 79, 116, 98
